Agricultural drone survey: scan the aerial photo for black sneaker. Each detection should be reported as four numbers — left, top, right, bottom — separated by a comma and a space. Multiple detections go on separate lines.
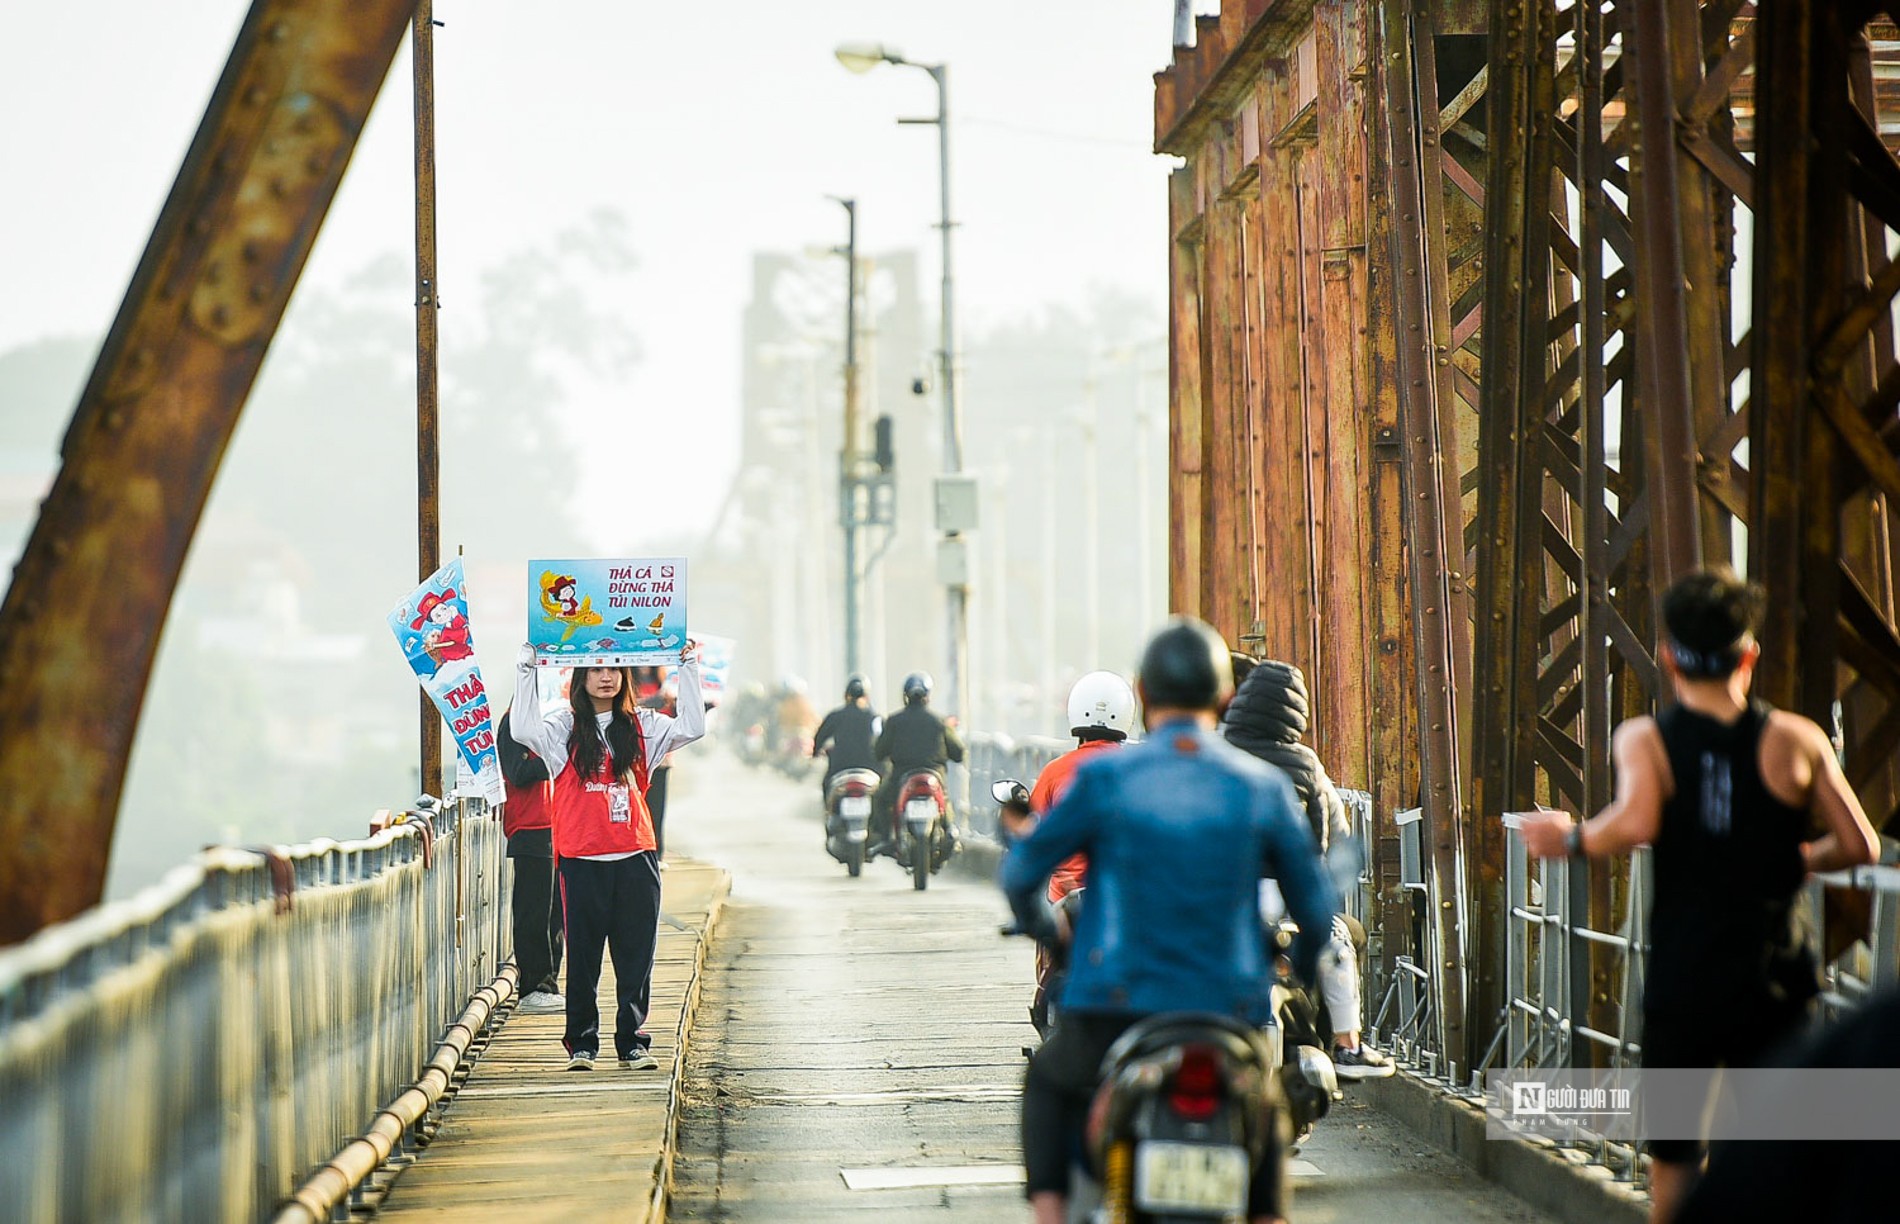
566, 1051, 596, 1072
1332, 1043, 1395, 1080
867, 839, 894, 860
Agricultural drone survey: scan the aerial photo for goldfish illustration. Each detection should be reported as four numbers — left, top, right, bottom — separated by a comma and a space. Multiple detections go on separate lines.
538, 571, 603, 641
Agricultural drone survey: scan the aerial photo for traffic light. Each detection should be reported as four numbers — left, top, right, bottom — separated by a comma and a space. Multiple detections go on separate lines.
874, 414, 895, 472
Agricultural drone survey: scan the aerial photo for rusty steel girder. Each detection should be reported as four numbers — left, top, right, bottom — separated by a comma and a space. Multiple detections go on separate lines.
1752, 2, 1900, 834
1157, 0, 1900, 1075
0, 0, 416, 944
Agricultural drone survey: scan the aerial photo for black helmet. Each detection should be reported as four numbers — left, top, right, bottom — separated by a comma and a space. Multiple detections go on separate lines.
1137, 617, 1234, 711
902, 671, 933, 703
844, 674, 867, 700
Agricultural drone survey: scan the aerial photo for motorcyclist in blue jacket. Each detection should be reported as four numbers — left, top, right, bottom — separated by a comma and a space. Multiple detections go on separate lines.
1001, 616, 1340, 1224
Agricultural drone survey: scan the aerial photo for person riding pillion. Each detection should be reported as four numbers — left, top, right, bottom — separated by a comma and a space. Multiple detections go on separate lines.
871, 671, 964, 855
1001, 617, 1339, 1224
813, 674, 882, 799
1222, 653, 1392, 1079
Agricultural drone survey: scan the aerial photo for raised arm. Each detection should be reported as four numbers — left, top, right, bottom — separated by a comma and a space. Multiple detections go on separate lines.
510, 643, 572, 775
1520, 717, 1666, 859
642, 650, 707, 767
1792, 716, 1882, 872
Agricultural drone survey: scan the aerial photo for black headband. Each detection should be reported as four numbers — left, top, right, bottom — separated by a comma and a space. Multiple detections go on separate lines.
1668, 636, 1749, 679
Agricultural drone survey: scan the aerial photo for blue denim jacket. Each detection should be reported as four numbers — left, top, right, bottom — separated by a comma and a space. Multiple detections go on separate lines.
1000, 719, 1339, 1022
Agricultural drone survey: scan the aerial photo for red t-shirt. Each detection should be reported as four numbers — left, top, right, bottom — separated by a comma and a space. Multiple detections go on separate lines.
1030, 739, 1121, 902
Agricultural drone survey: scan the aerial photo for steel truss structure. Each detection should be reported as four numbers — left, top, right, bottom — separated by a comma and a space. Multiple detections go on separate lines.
1160, 0, 1900, 1071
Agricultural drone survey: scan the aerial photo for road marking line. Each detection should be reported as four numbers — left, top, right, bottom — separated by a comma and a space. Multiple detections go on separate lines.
748, 1084, 1019, 1105
841, 1166, 1025, 1190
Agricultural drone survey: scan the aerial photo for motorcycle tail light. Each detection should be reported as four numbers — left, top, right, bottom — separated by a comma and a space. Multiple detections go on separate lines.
1168, 1045, 1223, 1121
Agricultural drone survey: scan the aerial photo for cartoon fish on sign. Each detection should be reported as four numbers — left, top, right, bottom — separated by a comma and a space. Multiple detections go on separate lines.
538, 571, 603, 641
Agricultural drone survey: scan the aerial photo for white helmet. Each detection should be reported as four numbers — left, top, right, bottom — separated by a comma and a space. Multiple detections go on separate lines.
1067, 671, 1137, 739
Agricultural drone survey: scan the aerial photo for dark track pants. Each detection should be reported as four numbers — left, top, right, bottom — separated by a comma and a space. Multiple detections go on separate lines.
509, 851, 564, 995
558, 853, 662, 1059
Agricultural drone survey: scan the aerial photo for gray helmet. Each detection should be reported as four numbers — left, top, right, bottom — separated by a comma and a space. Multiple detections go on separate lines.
1137, 617, 1233, 711
902, 671, 933, 703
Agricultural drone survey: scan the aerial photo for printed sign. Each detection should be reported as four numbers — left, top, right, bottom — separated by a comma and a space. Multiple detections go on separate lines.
527, 557, 688, 667
693, 633, 738, 701
388, 559, 505, 804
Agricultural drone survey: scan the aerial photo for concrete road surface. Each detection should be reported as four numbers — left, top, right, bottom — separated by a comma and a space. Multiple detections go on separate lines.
665, 747, 1554, 1222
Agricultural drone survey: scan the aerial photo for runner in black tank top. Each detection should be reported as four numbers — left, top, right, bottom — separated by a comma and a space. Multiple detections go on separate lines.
1643, 700, 1816, 1078
1516, 568, 1881, 1224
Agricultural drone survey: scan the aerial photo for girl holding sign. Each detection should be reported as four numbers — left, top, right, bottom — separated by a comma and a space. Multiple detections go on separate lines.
510, 638, 704, 1071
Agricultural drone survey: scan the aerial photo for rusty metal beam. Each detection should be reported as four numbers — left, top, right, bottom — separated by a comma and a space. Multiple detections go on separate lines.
1379, 0, 1474, 1068
1470, 0, 1558, 1072
0, 0, 416, 943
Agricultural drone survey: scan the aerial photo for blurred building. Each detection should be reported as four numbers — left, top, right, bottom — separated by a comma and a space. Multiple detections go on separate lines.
697, 249, 934, 714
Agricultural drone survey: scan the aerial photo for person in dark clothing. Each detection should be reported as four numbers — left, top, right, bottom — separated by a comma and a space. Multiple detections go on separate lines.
1676, 989, 1900, 1224
1519, 567, 1880, 1224
1222, 653, 1390, 1078
812, 675, 881, 799
498, 708, 565, 1010
871, 671, 964, 855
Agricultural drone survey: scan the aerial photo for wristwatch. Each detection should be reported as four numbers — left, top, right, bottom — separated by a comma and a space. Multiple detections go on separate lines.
1564, 822, 1586, 858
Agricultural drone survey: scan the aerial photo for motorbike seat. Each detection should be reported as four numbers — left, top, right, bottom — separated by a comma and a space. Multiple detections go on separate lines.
824, 768, 882, 807
1099, 1011, 1273, 1079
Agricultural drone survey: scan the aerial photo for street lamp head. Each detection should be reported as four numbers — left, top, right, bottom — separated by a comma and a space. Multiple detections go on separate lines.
835, 41, 900, 73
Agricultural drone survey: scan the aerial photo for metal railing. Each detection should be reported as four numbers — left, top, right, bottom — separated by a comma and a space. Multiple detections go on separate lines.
962, 732, 1070, 839
1365, 810, 1900, 1190
0, 798, 508, 1224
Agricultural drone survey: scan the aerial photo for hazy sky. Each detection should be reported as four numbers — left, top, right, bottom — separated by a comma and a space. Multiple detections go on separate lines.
1, 1, 1179, 541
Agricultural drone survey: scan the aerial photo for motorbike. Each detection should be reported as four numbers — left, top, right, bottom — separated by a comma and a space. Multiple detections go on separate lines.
776, 733, 817, 781
1002, 915, 1292, 1224
1085, 1012, 1286, 1223
892, 768, 955, 891
993, 767, 1341, 1151
823, 768, 880, 878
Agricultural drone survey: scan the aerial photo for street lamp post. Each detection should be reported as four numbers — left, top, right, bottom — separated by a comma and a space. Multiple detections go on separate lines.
836, 42, 968, 737
834, 197, 863, 677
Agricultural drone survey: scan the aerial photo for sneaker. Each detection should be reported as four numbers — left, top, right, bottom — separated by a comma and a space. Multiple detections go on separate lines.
566, 1051, 596, 1072
657, 860, 670, 872
867, 839, 894, 860
1331, 1042, 1395, 1080
618, 1051, 660, 1071
519, 990, 566, 1011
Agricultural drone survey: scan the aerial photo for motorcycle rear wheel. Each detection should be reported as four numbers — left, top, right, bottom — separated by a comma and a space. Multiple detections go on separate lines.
847, 838, 863, 878
912, 829, 929, 891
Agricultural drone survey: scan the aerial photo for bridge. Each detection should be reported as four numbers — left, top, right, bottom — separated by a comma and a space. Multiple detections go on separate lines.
5, 2, 1900, 1222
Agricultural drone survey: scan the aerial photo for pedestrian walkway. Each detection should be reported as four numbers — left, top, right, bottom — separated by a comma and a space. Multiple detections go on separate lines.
374, 859, 730, 1223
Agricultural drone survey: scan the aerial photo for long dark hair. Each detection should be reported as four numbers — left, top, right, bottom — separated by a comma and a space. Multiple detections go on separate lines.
568, 667, 648, 787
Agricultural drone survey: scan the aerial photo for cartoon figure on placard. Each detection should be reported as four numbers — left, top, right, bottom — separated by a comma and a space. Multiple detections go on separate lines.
409, 587, 473, 675
538, 571, 603, 641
